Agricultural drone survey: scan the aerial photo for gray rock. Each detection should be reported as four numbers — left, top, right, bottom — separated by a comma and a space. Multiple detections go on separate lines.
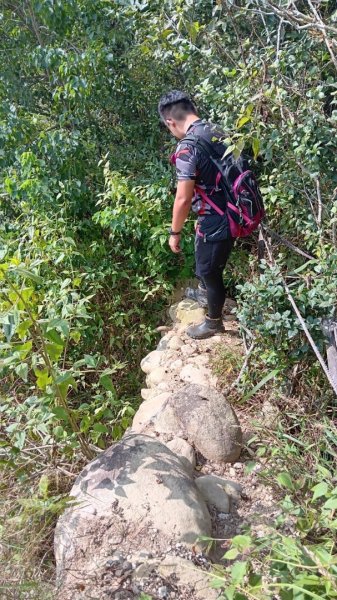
141, 350, 163, 374
195, 476, 231, 513
157, 334, 170, 351
166, 437, 196, 472
134, 558, 160, 578
55, 434, 211, 593
146, 366, 170, 387
167, 335, 184, 350
171, 358, 183, 370
132, 385, 241, 463
180, 344, 197, 357
132, 393, 171, 431
141, 387, 159, 401
157, 556, 219, 600
195, 475, 242, 513
179, 364, 214, 387
171, 385, 242, 463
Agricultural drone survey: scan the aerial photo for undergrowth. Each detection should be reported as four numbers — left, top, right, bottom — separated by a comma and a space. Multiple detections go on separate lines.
210, 340, 337, 599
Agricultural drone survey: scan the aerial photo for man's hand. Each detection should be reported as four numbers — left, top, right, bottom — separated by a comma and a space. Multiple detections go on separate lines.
169, 233, 182, 253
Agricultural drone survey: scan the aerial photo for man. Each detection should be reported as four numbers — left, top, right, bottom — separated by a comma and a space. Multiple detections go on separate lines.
158, 90, 234, 340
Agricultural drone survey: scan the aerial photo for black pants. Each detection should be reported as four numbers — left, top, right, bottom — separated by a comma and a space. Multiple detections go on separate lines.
195, 235, 234, 319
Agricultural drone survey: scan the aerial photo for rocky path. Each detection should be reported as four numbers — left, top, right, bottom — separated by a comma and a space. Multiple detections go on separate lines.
54, 298, 276, 600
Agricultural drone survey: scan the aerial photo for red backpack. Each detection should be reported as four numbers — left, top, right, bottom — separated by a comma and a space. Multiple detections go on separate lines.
183, 134, 265, 238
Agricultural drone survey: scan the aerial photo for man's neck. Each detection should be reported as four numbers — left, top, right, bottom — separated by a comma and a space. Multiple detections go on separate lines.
183, 115, 200, 134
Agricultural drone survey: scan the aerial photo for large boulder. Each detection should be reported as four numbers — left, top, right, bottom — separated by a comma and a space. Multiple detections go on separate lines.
172, 385, 242, 462
132, 384, 242, 463
54, 434, 211, 597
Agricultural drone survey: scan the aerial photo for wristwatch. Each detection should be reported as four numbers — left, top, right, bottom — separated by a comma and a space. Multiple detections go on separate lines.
169, 228, 181, 236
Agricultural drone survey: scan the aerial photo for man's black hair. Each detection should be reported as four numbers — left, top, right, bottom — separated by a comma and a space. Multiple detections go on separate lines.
158, 90, 197, 122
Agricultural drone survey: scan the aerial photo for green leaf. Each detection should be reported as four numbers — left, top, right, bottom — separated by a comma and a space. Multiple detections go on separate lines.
99, 373, 115, 393
252, 137, 260, 159
84, 354, 97, 368
231, 560, 247, 584
53, 425, 65, 439
311, 481, 328, 501
16, 340, 32, 359
243, 369, 279, 401
276, 472, 295, 491
231, 534, 252, 550
45, 328, 64, 345
55, 372, 77, 400
223, 585, 235, 600
15, 362, 29, 382
323, 497, 337, 510
12, 267, 43, 284
223, 548, 239, 560
52, 406, 70, 422
38, 475, 49, 497
46, 342, 63, 361
93, 423, 109, 433
237, 116, 250, 128
14, 430, 26, 450
16, 319, 33, 339
3, 316, 15, 342
34, 368, 52, 390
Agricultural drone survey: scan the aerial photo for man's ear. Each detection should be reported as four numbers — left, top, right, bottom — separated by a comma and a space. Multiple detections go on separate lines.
166, 117, 175, 128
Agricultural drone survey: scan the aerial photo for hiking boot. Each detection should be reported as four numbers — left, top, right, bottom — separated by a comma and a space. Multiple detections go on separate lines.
186, 316, 225, 340
184, 284, 208, 308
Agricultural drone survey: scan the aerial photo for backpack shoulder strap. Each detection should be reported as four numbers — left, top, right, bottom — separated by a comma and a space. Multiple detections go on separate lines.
181, 133, 221, 159
182, 133, 233, 200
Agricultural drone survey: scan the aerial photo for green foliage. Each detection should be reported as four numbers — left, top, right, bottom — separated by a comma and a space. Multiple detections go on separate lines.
215, 423, 337, 600
1, 0, 337, 593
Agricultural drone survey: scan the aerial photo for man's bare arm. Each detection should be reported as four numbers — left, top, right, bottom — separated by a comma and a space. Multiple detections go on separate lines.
169, 180, 195, 254
171, 180, 195, 232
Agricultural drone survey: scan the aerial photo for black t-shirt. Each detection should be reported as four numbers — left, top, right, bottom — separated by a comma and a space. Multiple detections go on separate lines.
175, 119, 228, 218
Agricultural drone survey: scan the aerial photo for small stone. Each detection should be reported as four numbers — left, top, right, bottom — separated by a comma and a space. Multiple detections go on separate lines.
218, 513, 230, 520
146, 366, 169, 387
139, 550, 152, 559
105, 559, 115, 568
140, 387, 158, 401
171, 359, 183, 370
187, 354, 209, 366
180, 344, 196, 356
111, 552, 123, 562
261, 400, 281, 428
121, 560, 132, 573
195, 476, 230, 513
211, 335, 223, 343
229, 468, 236, 477
108, 535, 123, 545
167, 335, 184, 350
158, 586, 168, 598
233, 462, 243, 469
157, 335, 169, 350
166, 437, 196, 472
131, 392, 171, 432
179, 364, 210, 386
157, 381, 171, 391
141, 350, 163, 374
